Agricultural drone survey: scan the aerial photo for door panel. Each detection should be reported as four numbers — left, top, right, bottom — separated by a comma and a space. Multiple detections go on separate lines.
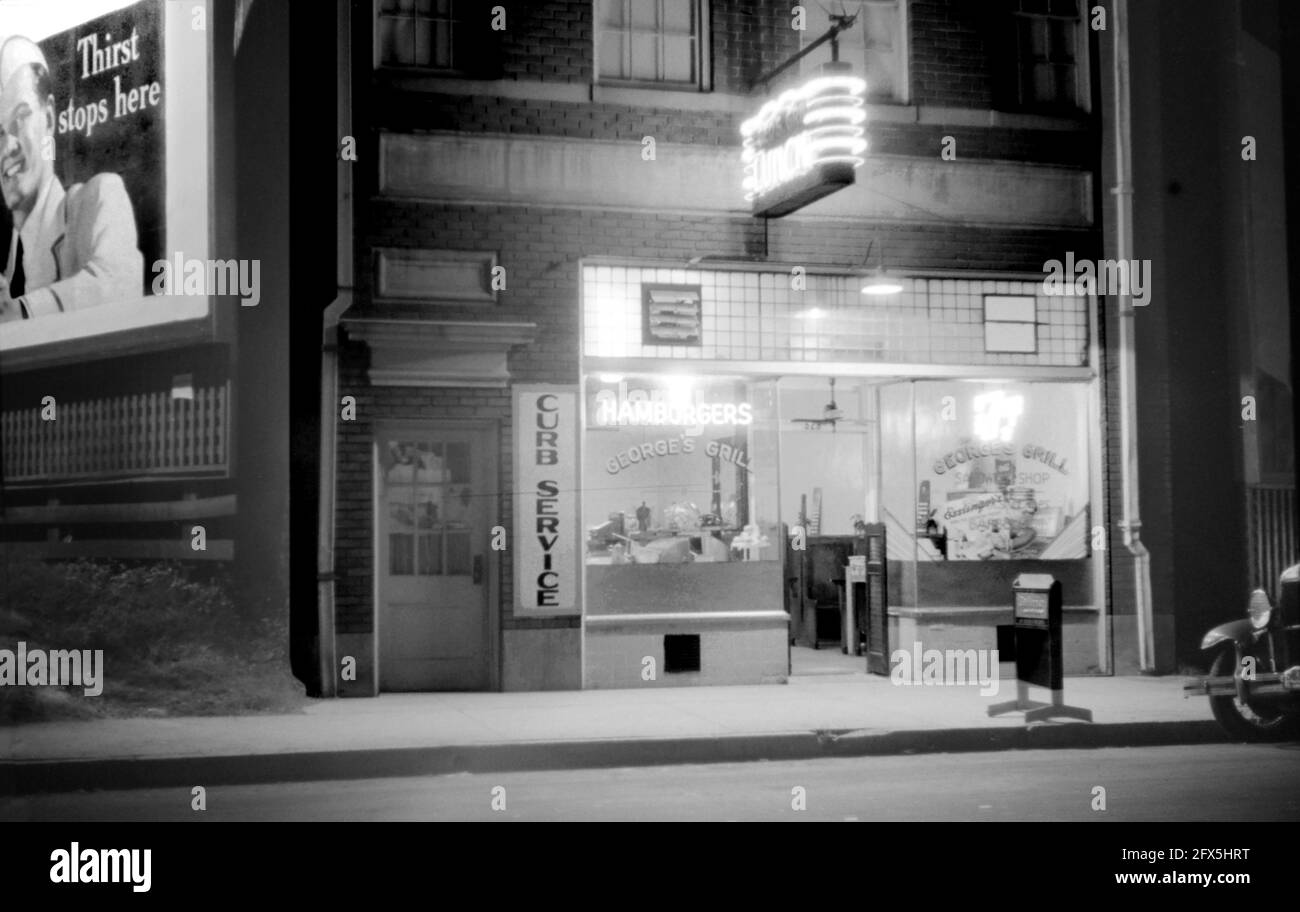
378, 428, 492, 691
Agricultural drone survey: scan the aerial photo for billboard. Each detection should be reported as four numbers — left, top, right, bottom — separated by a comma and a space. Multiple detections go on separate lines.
0, 0, 213, 367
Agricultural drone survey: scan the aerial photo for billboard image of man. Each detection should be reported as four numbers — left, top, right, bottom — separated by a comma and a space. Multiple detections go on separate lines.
0, 35, 144, 323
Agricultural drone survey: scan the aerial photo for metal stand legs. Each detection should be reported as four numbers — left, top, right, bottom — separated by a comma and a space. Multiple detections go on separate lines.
988, 679, 1093, 722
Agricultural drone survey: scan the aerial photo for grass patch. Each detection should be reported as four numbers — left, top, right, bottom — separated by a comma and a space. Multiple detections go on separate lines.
0, 559, 307, 723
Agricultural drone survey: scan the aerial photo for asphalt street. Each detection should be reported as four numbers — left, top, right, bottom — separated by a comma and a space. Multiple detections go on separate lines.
4, 742, 1299, 822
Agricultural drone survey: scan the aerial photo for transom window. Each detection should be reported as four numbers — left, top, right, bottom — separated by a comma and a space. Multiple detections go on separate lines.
1012, 0, 1084, 111
983, 295, 1038, 354
595, 0, 706, 87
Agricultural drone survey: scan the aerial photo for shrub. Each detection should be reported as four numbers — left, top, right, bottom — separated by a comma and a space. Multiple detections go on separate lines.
0, 559, 304, 722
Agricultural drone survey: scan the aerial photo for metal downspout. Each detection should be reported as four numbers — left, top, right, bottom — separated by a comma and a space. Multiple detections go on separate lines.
317, 0, 353, 696
1111, 0, 1156, 671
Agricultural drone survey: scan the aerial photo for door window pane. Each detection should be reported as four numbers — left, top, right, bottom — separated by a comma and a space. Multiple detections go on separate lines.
386, 440, 437, 482
443, 484, 473, 525
415, 487, 441, 528
443, 441, 470, 483
388, 495, 414, 528
445, 533, 472, 575
390, 534, 415, 575
384, 433, 488, 579
386, 435, 481, 578
418, 533, 442, 575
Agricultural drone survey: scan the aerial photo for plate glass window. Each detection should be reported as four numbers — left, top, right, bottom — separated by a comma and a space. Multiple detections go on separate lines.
378, 0, 457, 69
596, 0, 704, 87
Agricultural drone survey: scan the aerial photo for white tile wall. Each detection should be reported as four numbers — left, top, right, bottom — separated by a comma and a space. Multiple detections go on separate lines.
583, 267, 1090, 367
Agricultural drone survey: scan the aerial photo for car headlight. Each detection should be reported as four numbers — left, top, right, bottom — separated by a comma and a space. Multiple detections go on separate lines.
1247, 589, 1272, 630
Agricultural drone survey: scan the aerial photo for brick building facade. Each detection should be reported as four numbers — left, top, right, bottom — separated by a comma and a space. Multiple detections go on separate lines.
315, 0, 1140, 696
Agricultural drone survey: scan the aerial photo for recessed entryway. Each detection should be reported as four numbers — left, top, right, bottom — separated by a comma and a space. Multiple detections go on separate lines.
790, 644, 869, 677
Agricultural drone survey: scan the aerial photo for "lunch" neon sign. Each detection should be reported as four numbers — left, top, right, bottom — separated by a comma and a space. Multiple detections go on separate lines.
741, 68, 867, 218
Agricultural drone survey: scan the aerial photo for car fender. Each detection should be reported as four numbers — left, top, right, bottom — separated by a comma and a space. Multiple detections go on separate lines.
1200, 619, 1255, 652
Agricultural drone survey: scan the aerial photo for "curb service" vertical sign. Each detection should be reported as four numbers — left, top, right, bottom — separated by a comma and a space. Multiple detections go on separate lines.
514, 385, 580, 617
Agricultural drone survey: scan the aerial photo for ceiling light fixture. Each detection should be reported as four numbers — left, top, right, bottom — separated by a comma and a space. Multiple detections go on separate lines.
860, 238, 903, 296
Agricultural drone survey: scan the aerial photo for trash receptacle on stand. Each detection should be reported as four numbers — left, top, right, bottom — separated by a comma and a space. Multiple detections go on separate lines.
988, 573, 1092, 722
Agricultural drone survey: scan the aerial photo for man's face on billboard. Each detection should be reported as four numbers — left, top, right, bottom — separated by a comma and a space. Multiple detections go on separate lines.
0, 64, 54, 218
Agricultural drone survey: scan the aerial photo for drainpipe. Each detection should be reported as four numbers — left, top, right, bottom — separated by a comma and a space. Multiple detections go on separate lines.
318, 318, 341, 697
317, 0, 353, 696
1110, 0, 1156, 672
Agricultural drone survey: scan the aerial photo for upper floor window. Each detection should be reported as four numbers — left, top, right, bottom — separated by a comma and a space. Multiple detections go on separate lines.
800, 0, 908, 104
377, 0, 459, 70
1012, 0, 1086, 111
595, 0, 708, 89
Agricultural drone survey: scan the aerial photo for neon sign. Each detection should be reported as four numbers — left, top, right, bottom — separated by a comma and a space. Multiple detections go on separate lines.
972, 391, 1024, 443
741, 70, 867, 218
594, 398, 754, 428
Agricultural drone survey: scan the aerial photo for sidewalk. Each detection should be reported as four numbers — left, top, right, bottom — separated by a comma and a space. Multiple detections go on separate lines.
1, 674, 1225, 795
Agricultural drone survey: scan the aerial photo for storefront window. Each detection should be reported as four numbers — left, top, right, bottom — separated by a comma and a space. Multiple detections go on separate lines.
878, 380, 1096, 612
777, 378, 877, 536
914, 381, 1091, 560
583, 374, 779, 566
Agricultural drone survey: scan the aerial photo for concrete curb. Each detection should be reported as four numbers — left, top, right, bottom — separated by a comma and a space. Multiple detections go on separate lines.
0, 719, 1229, 795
